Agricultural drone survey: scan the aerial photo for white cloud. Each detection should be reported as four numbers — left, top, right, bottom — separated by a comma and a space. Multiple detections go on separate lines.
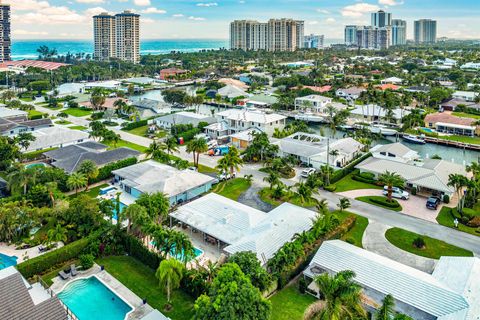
133, 0, 150, 6
84, 7, 108, 17
341, 3, 380, 17
76, 0, 104, 3
196, 2, 218, 7
141, 7, 166, 14
8, 0, 50, 11
172, 14, 185, 18
188, 16, 206, 21
325, 18, 336, 24
308, 21, 319, 25
378, 0, 404, 6
317, 9, 330, 14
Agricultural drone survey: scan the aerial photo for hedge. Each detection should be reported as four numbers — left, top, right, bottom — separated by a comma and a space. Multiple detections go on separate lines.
21, 148, 57, 161
121, 233, 162, 270
352, 174, 377, 184
370, 197, 401, 209
122, 119, 148, 131
91, 157, 138, 184
330, 153, 372, 184
17, 234, 94, 279
324, 184, 337, 192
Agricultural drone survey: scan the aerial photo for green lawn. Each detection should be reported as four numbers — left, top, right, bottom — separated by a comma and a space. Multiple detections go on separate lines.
63, 108, 93, 117
356, 196, 403, 212
69, 183, 109, 199
105, 139, 147, 153
341, 215, 369, 248
55, 120, 72, 125
334, 173, 382, 193
258, 188, 318, 208
452, 112, 480, 120
440, 135, 480, 145
196, 164, 217, 174
212, 178, 251, 201
68, 125, 88, 131
385, 227, 473, 259
436, 207, 480, 237
42, 259, 80, 286
269, 284, 316, 320
20, 96, 34, 102
96, 256, 195, 320
27, 109, 45, 119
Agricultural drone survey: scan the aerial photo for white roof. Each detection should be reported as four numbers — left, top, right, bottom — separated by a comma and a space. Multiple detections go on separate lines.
217, 85, 248, 99
305, 241, 471, 319
436, 122, 476, 130
229, 128, 262, 142
170, 194, 316, 263
27, 127, 89, 152
112, 160, 215, 196
453, 91, 479, 99
351, 104, 410, 120
85, 80, 121, 89
296, 95, 332, 103
382, 76, 403, 83
371, 143, 419, 159
0, 107, 27, 119
217, 108, 286, 124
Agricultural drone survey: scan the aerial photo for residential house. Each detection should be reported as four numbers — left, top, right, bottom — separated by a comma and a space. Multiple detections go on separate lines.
452, 91, 479, 102
304, 240, 479, 320
230, 128, 262, 149
43, 141, 140, 174
381, 77, 403, 85
370, 143, 420, 163
159, 68, 189, 80
85, 80, 121, 90
169, 193, 317, 266
461, 62, 480, 70
25, 127, 90, 152
425, 113, 479, 137
440, 98, 473, 111
0, 107, 52, 136
273, 132, 364, 169
218, 78, 249, 90
217, 85, 249, 99
404, 86, 431, 93
294, 95, 332, 111
0, 266, 68, 320
112, 160, 216, 206
153, 111, 217, 130
246, 94, 278, 108
350, 104, 410, 125
335, 87, 366, 101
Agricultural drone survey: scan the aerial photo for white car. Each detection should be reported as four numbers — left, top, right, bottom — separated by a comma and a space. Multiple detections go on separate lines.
218, 171, 236, 181
301, 168, 316, 178
383, 186, 410, 200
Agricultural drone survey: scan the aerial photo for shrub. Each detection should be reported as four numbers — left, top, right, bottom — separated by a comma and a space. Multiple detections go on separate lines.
413, 237, 426, 249
462, 208, 480, 220
91, 157, 137, 184
79, 254, 95, 270
411, 187, 417, 196
91, 112, 104, 120
369, 197, 401, 209
122, 233, 161, 270
345, 237, 356, 245
298, 277, 307, 294
352, 174, 376, 184
324, 184, 337, 192
359, 172, 375, 180
122, 119, 149, 130
467, 216, 480, 228
102, 121, 118, 127
330, 153, 371, 184
443, 194, 450, 204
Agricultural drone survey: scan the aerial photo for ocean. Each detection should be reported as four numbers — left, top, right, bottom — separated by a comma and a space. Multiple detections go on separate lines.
11, 38, 344, 60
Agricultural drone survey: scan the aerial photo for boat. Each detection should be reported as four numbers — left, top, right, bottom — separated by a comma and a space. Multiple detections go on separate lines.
402, 134, 426, 144
372, 124, 398, 136
294, 112, 325, 123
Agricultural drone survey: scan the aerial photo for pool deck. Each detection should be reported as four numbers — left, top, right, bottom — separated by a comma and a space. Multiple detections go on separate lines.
0, 241, 64, 263
51, 264, 156, 320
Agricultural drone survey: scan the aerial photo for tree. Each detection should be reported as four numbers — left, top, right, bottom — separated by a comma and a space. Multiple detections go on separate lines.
15, 132, 36, 151
47, 224, 67, 245
78, 160, 99, 191
264, 171, 281, 190
66, 172, 87, 194
194, 263, 271, 320
136, 192, 170, 223
1, 90, 16, 103
7, 165, 32, 195
156, 258, 185, 305
304, 270, 366, 320
376, 294, 413, 320
146, 140, 166, 159
227, 252, 272, 292
121, 203, 149, 234
186, 137, 208, 168
295, 182, 317, 205
216, 145, 243, 175
447, 174, 468, 211
165, 136, 179, 155
0, 136, 19, 170
27, 80, 50, 94
337, 198, 351, 212
378, 171, 405, 202
90, 91, 106, 110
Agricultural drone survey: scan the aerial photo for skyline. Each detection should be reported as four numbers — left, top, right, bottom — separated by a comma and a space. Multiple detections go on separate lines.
6, 0, 480, 41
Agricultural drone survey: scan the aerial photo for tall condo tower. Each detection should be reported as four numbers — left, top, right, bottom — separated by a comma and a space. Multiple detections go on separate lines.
391, 19, 407, 45
0, 0, 11, 62
93, 12, 116, 61
414, 19, 437, 44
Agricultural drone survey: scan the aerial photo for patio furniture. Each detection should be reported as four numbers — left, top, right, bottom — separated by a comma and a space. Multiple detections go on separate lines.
70, 264, 78, 276
58, 271, 70, 280
38, 245, 46, 253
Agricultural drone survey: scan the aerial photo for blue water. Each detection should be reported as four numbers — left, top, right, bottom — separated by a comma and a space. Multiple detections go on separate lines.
150, 241, 203, 262
11, 39, 229, 60
0, 253, 18, 270
25, 163, 47, 169
58, 276, 132, 320
112, 201, 127, 221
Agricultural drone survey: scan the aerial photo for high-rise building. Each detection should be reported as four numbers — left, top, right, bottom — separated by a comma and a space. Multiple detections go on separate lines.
391, 19, 407, 46
93, 12, 116, 61
230, 18, 304, 52
115, 11, 140, 64
414, 19, 437, 44
304, 34, 324, 49
371, 10, 392, 28
0, 1, 11, 62
356, 26, 390, 50
344, 25, 358, 46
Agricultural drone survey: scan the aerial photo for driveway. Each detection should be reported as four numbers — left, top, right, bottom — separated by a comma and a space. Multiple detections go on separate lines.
337, 189, 440, 223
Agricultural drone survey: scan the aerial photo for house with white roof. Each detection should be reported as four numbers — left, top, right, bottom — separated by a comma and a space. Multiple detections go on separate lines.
217, 85, 249, 99
452, 91, 479, 102
26, 127, 90, 152
112, 160, 216, 206
273, 132, 364, 169
350, 104, 410, 125
294, 95, 333, 111
461, 62, 480, 70
370, 143, 420, 163
153, 111, 216, 130
212, 108, 286, 137
336, 87, 366, 101
304, 240, 479, 320
169, 193, 317, 265
381, 77, 403, 85
0, 107, 53, 136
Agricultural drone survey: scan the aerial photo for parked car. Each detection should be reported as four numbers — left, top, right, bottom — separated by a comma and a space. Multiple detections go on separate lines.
426, 197, 441, 210
218, 171, 236, 181
187, 167, 198, 172
383, 186, 410, 200
301, 168, 316, 178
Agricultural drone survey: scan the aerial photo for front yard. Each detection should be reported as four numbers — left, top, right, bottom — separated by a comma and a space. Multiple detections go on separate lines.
96, 256, 195, 320
334, 173, 382, 193
436, 207, 480, 237
269, 283, 316, 320
356, 196, 403, 212
212, 178, 251, 201
63, 108, 93, 117
258, 188, 318, 208
340, 214, 369, 248
105, 139, 148, 153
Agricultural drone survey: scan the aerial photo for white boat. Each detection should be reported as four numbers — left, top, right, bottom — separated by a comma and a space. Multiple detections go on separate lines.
402, 134, 426, 144
294, 112, 325, 123
372, 124, 398, 136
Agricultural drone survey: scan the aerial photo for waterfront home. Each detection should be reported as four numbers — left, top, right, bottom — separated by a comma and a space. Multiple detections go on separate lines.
112, 160, 216, 206
159, 68, 189, 80
452, 91, 479, 102
169, 193, 316, 265
0, 107, 52, 136
273, 132, 364, 169
370, 143, 420, 163
85, 80, 121, 90
214, 108, 286, 136
25, 127, 90, 153
461, 62, 480, 70
356, 151, 467, 197
335, 87, 366, 101
132, 98, 171, 119
350, 104, 410, 125
381, 77, 403, 85
439, 98, 476, 111
44, 141, 140, 174
425, 113, 479, 137
217, 85, 249, 99
218, 78, 249, 90
304, 240, 479, 320
153, 111, 217, 130
294, 95, 332, 111
0, 266, 68, 319
230, 128, 262, 149
246, 94, 278, 108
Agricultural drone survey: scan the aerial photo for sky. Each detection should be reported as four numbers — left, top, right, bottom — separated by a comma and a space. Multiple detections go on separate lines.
7, 0, 480, 40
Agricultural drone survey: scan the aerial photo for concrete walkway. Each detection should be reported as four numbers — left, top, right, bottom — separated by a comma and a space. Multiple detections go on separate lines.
362, 221, 437, 273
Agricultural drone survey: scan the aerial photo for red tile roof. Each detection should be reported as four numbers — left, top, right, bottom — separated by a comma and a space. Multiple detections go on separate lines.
377, 84, 400, 91
425, 112, 476, 126
0, 60, 68, 71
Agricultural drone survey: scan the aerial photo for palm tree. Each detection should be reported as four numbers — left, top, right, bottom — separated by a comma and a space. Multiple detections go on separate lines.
304, 270, 366, 320
264, 171, 281, 190
337, 198, 351, 212
295, 182, 317, 205
156, 258, 185, 305
66, 172, 87, 194
216, 146, 243, 175
78, 160, 99, 191
165, 136, 179, 155
375, 294, 395, 320
47, 224, 67, 245
315, 198, 329, 214
121, 203, 149, 234
45, 182, 58, 208
146, 140, 166, 159
447, 174, 468, 210
186, 138, 208, 168
7, 166, 31, 195
378, 171, 405, 202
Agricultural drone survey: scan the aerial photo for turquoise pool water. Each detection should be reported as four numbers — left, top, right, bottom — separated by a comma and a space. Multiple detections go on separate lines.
25, 163, 47, 169
58, 276, 132, 320
150, 242, 203, 261
420, 127, 435, 133
0, 253, 18, 270
112, 201, 127, 220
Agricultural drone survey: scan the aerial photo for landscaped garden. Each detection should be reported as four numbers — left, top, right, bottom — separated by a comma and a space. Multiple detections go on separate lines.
63, 107, 93, 117
259, 187, 318, 208
340, 215, 369, 248
356, 196, 403, 212
385, 227, 473, 259
212, 177, 251, 201
334, 172, 382, 193
437, 207, 480, 236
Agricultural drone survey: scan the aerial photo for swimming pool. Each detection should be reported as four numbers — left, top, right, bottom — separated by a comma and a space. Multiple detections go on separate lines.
58, 276, 132, 320
420, 127, 435, 133
150, 242, 204, 262
0, 253, 18, 270
112, 201, 127, 220
25, 163, 47, 169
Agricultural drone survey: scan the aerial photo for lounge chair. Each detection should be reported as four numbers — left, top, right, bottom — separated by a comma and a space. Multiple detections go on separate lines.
70, 264, 78, 276
58, 270, 70, 280
38, 245, 45, 253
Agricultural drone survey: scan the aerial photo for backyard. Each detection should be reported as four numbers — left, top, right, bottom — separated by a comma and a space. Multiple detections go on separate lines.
212, 178, 251, 201
385, 227, 474, 259
269, 283, 316, 320
96, 256, 195, 320
69, 183, 109, 199
105, 139, 148, 153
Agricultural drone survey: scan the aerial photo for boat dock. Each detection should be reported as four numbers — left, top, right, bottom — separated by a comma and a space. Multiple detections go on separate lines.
422, 136, 480, 151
